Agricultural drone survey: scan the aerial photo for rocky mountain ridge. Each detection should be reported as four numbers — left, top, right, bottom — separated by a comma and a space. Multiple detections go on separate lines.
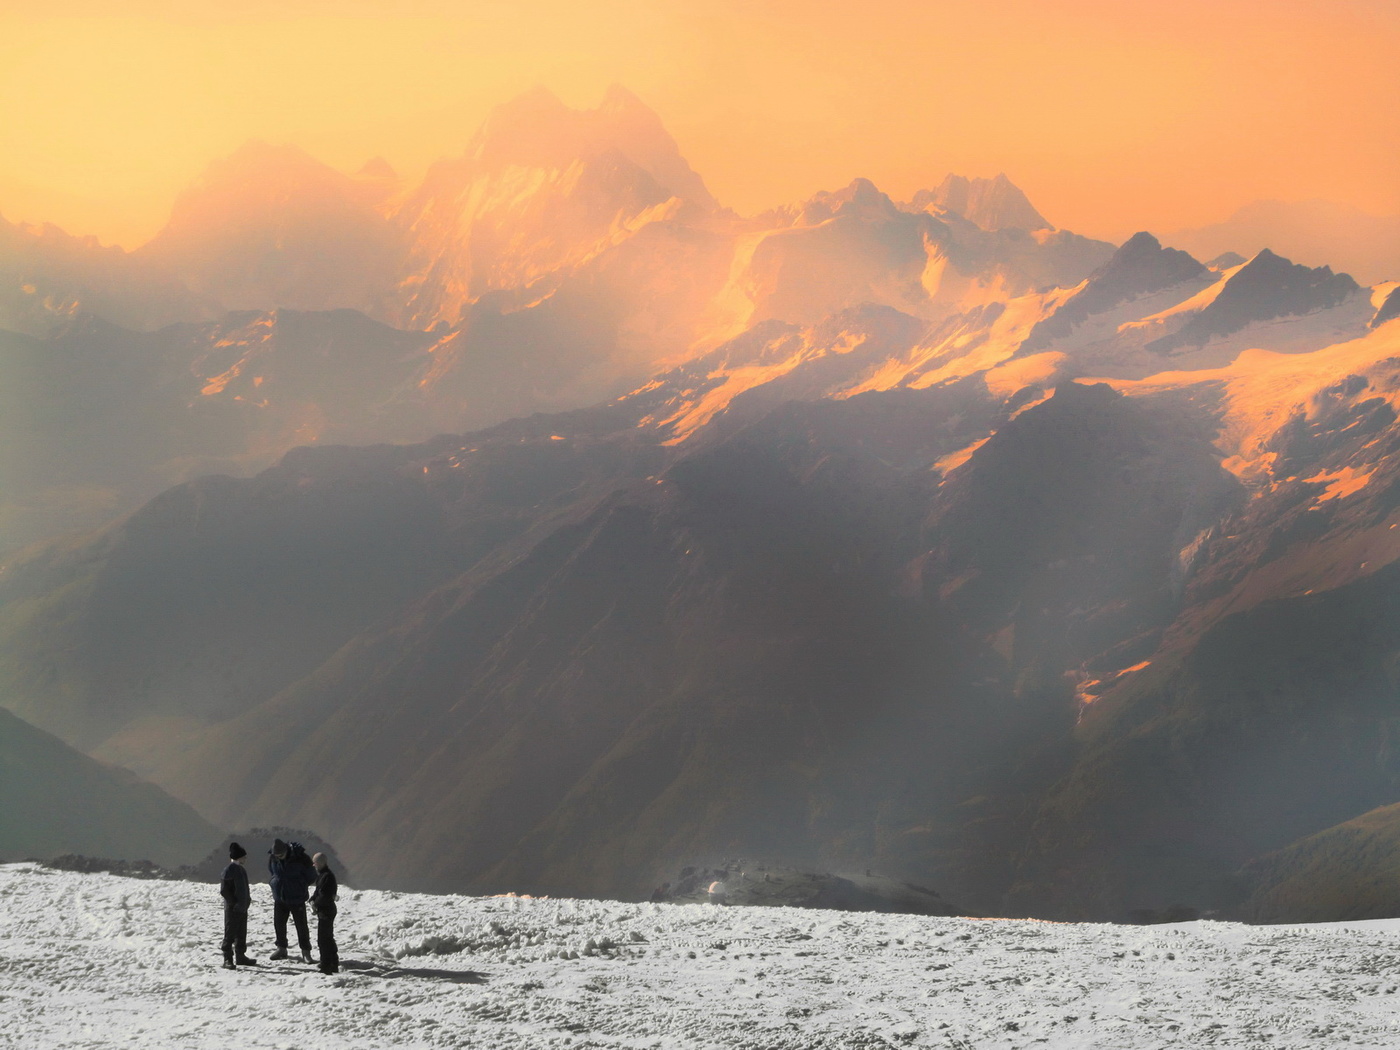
4, 88, 1400, 921
4, 239, 1399, 917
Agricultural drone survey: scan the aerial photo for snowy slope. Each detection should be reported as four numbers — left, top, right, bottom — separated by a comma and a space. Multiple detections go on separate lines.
5, 863, 1400, 1049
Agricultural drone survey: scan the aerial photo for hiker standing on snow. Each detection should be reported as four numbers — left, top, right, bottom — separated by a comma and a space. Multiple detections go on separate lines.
310, 852, 339, 975
268, 838, 316, 963
219, 842, 256, 969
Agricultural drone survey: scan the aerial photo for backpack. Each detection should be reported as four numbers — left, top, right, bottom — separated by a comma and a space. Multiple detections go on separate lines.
278, 842, 316, 899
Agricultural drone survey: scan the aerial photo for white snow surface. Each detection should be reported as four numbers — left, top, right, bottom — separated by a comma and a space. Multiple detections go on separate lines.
5, 863, 1400, 1049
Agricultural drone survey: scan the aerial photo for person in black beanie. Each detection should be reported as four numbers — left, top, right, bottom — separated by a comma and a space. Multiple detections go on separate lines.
310, 852, 339, 974
219, 843, 256, 969
267, 838, 315, 962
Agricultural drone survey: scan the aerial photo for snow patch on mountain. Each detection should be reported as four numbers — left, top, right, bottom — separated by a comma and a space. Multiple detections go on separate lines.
1091, 319, 1400, 484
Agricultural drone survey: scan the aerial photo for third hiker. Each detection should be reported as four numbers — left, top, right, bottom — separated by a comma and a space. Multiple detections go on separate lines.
310, 852, 339, 975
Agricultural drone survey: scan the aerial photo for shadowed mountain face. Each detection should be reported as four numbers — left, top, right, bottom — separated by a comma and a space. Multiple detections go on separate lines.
1373, 285, 1400, 329
0, 309, 441, 555
1146, 249, 1361, 353
0, 378, 1260, 912
1236, 802, 1400, 923
1020, 232, 1209, 352
0, 707, 216, 866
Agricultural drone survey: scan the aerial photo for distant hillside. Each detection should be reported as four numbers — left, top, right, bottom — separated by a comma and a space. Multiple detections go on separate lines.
0, 706, 217, 866
1236, 803, 1400, 923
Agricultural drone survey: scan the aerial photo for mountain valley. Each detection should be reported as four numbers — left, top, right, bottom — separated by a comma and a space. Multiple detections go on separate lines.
4, 88, 1400, 922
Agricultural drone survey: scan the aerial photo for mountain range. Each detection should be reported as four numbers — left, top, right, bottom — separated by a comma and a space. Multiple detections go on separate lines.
3, 88, 1400, 921
1169, 199, 1400, 288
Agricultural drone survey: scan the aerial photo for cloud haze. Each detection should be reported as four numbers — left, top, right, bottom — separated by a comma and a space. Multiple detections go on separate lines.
2, 0, 1396, 246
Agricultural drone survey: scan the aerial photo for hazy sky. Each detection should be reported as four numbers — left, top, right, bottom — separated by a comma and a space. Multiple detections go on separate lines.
2, 0, 1397, 247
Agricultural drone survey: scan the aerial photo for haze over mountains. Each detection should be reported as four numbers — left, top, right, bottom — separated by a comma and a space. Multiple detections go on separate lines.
0, 87, 1122, 556
1169, 199, 1400, 288
3, 87, 1400, 922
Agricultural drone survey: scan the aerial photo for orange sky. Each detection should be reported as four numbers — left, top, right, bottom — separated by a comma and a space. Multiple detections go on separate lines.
1, 0, 1397, 248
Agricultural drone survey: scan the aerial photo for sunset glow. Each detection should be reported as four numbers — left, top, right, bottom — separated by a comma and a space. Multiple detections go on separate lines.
2, 0, 1397, 248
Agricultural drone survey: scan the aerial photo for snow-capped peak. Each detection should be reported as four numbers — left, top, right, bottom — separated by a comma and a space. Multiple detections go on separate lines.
908, 173, 1050, 232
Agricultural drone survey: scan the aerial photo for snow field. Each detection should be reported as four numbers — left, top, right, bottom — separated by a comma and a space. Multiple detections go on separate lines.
4, 863, 1400, 1048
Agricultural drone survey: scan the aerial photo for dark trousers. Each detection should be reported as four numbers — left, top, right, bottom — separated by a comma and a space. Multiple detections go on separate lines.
316, 904, 339, 973
273, 900, 311, 952
221, 903, 248, 960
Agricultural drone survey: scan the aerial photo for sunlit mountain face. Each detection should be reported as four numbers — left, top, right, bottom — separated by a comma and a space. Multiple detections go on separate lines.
3, 88, 1400, 922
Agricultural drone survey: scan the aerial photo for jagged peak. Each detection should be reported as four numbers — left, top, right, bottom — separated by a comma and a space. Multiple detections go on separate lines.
1227, 247, 1357, 290
1019, 231, 1207, 352
1206, 251, 1247, 271
356, 156, 398, 182
456, 84, 715, 208
1087, 232, 1206, 286
796, 178, 900, 225
1115, 230, 1164, 253
909, 173, 1050, 231
1145, 243, 1362, 353
170, 140, 354, 202
843, 177, 884, 201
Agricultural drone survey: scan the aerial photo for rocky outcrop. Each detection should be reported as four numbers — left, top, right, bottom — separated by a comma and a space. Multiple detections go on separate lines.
1147, 249, 1360, 353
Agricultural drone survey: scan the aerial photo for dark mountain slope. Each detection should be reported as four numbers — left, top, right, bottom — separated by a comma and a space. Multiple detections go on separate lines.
135, 383, 1239, 911
1015, 562, 1400, 920
9, 314, 1400, 918
1374, 285, 1400, 329
1235, 802, 1400, 923
1147, 249, 1361, 353
1004, 347, 1400, 920
0, 415, 663, 773
0, 707, 216, 866
160, 394, 988, 898
0, 308, 441, 557
1020, 232, 1209, 352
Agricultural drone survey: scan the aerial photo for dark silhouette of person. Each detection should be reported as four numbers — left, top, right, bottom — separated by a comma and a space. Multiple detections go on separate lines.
267, 838, 315, 962
219, 842, 256, 969
310, 852, 339, 974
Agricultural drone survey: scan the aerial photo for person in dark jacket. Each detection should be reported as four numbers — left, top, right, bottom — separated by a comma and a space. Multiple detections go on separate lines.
267, 838, 315, 963
310, 852, 339, 974
219, 842, 256, 969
